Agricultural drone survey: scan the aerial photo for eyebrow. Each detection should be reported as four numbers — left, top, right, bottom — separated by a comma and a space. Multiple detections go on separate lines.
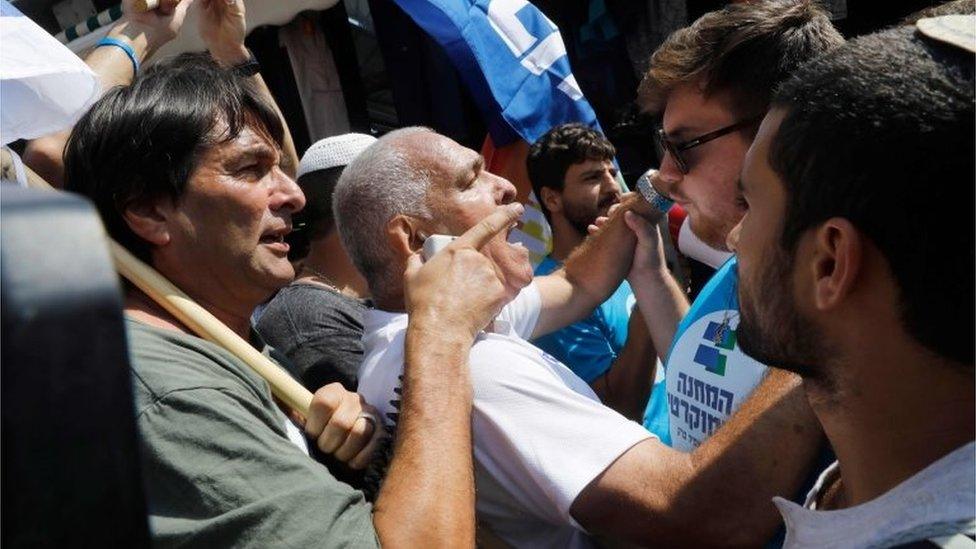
228, 145, 277, 167
457, 155, 484, 187
663, 124, 703, 141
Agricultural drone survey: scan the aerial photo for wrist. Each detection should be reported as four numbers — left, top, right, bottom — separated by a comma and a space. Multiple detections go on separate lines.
628, 265, 672, 287
407, 313, 479, 348
110, 19, 164, 58
208, 43, 250, 67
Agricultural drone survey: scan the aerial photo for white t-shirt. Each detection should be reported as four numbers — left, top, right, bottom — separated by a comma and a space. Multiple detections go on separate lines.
358, 282, 654, 549
774, 441, 976, 548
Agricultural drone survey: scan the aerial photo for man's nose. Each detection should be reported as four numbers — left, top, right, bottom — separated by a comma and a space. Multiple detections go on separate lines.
656, 154, 683, 199
494, 173, 517, 205
726, 220, 742, 253
601, 170, 622, 196
270, 168, 306, 213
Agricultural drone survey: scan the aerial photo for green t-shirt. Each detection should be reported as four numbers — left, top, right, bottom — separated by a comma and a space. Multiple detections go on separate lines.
126, 318, 380, 548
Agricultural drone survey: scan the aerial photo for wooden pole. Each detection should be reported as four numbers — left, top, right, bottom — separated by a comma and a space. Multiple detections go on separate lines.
0, 149, 314, 416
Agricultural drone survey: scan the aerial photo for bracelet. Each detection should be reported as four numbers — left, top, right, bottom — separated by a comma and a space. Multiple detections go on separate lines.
95, 37, 139, 76
231, 48, 261, 77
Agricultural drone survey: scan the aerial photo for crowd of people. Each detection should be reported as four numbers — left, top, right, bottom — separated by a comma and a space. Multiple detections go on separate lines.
6, 0, 975, 547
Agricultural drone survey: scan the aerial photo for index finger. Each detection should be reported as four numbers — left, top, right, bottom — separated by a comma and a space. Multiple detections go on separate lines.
450, 203, 524, 251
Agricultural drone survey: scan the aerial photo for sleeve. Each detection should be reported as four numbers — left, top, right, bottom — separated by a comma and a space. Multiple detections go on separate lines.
496, 281, 542, 340
468, 340, 653, 529
532, 315, 616, 383
137, 386, 380, 548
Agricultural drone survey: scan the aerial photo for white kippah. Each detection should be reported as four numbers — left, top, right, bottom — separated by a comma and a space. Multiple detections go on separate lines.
297, 133, 377, 179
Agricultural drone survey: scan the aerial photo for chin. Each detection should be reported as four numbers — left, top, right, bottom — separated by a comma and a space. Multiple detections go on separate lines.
688, 215, 731, 252
498, 242, 533, 295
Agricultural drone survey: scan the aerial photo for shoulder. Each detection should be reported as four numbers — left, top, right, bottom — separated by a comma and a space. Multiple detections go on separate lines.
259, 284, 366, 346
126, 319, 275, 417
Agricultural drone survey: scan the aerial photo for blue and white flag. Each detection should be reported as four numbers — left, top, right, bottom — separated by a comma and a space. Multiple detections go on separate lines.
391, 0, 600, 146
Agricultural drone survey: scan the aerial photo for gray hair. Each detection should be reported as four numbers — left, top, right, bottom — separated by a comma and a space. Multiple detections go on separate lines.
333, 127, 434, 297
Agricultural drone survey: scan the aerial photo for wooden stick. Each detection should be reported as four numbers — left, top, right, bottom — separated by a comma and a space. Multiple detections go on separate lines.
133, 0, 160, 12
0, 149, 314, 416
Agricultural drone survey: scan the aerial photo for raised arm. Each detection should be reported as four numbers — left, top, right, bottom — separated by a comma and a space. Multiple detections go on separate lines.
624, 210, 690, 362
198, 0, 299, 178
531, 193, 650, 338
373, 203, 525, 548
571, 369, 824, 547
23, 0, 190, 187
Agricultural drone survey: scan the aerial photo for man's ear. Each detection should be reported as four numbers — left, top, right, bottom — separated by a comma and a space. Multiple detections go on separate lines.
540, 186, 562, 215
808, 218, 863, 312
386, 214, 427, 258
121, 198, 172, 247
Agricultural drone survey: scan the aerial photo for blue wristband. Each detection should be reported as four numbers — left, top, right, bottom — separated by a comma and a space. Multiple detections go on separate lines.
95, 37, 139, 76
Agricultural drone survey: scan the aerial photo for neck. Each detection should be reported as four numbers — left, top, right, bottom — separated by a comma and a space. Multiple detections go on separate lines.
303, 234, 368, 298
124, 286, 254, 339
807, 342, 974, 508
373, 291, 405, 313
549, 220, 585, 262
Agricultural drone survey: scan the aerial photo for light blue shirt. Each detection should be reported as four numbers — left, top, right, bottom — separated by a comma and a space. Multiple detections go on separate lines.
645, 256, 768, 450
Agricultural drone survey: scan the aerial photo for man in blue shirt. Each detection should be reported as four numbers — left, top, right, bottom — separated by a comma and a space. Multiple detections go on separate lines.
527, 123, 667, 429
626, 0, 844, 451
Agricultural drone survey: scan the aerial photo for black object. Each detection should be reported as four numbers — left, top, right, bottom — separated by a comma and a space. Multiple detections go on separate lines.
1, 185, 150, 548
231, 48, 262, 78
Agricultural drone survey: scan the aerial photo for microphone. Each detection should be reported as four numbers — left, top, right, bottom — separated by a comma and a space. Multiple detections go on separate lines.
635, 168, 674, 215
634, 168, 733, 268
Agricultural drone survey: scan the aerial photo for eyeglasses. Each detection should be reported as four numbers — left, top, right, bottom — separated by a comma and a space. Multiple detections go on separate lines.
654, 117, 761, 174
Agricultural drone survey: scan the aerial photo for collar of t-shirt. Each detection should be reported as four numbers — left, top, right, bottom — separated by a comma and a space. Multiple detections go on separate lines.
364, 308, 517, 340
773, 441, 975, 548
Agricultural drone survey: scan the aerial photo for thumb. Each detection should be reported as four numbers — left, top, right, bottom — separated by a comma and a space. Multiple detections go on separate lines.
624, 210, 652, 238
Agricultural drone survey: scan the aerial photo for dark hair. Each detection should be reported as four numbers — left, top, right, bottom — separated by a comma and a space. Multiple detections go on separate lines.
286, 166, 343, 261
770, 25, 975, 364
638, 0, 844, 118
64, 53, 284, 263
526, 123, 615, 223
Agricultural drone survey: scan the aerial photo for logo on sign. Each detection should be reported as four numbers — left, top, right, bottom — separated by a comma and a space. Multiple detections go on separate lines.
693, 321, 736, 376
485, 0, 584, 100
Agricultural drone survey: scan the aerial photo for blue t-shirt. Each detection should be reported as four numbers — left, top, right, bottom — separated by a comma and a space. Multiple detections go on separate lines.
534, 256, 670, 443
642, 256, 768, 451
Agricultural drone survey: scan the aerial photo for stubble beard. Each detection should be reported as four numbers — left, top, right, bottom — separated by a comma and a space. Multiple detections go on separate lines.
736, 247, 830, 384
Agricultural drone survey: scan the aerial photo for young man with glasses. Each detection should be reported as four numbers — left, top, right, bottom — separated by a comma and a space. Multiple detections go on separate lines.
628, 0, 844, 452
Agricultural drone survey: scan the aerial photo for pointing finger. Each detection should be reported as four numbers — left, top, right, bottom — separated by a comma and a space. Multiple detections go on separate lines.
450, 203, 523, 252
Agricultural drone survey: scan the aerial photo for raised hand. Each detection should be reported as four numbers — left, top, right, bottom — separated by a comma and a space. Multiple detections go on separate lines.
198, 0, 249, 65
404, 203, 524, 341
118, 0, 193, 52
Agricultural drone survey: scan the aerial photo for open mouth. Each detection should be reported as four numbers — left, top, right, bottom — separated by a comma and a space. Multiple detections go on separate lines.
259, 233, 285, 245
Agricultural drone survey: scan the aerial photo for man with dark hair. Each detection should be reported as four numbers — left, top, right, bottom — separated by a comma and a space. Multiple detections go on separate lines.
628, 0, 844, 450
526, 123, 663, 423
62, 35, 517, 549
728, 18, 974, 545
257, 133, 375, 392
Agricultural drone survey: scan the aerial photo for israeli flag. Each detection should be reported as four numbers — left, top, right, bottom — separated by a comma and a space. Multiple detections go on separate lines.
391, 0, 601, 145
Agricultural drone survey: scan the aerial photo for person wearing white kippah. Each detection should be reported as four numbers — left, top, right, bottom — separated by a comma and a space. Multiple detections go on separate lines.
256, 133, 376, 392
